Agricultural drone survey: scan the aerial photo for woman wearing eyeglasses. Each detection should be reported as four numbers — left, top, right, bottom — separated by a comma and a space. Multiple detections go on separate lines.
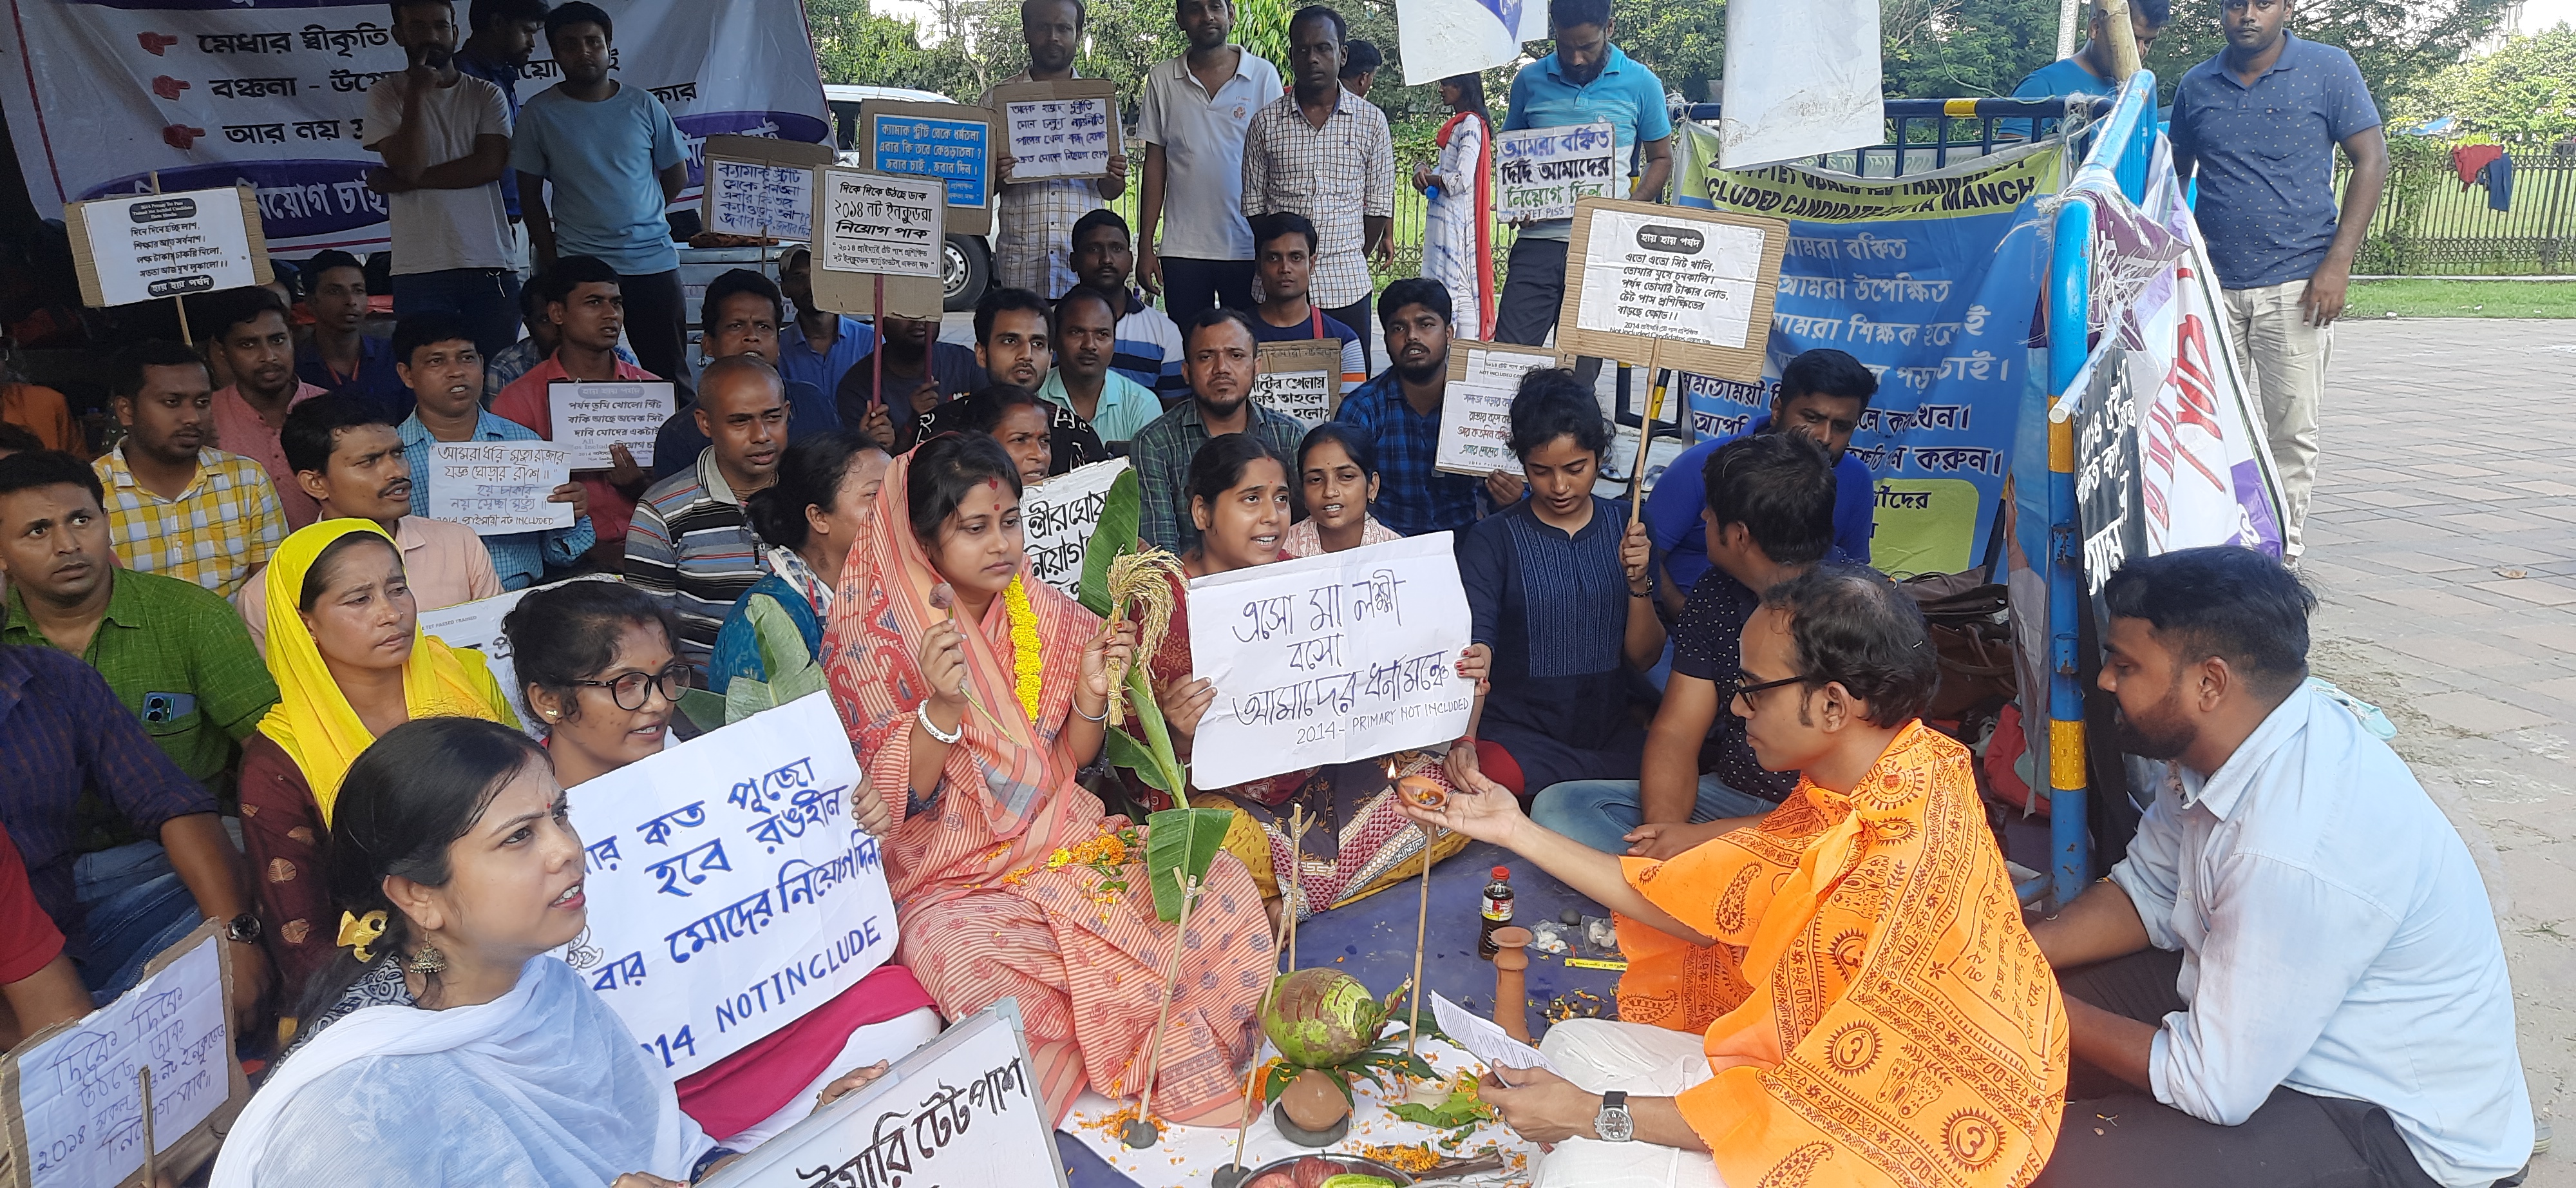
500, 580, 940, 1151
239, 519, 522, 1003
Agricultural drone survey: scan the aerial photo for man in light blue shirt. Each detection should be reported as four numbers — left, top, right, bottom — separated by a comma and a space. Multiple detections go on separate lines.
509, 1, 690, 385
1494, 0, 1673, 348
1038, 286, 1160, 445
392, 310, 594, 589
2003, 0, 2168, 137
2029, 547, 2531, 1188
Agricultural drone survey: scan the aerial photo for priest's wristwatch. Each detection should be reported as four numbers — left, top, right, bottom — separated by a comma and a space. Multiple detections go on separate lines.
223, 913, 262, 944
1593, 1091, 1635, 1143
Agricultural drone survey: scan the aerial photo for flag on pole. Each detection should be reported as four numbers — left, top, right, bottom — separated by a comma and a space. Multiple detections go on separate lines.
1397, 0, 1546, 84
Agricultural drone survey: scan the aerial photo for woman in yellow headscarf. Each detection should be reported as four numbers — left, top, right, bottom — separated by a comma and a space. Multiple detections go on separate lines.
237, 519, 517, 998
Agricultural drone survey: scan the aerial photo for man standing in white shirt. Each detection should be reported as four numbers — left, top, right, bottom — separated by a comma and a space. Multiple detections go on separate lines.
366, 0, 522, 362
2029, 546, 2532, 1188
1134, 0, 1281, 318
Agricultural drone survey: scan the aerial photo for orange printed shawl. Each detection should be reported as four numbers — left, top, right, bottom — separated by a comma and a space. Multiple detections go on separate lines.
1616, 722, 2067, 1188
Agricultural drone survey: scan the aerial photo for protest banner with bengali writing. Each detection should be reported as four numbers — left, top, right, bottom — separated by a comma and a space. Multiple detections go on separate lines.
699, 1002, 1063, 1188
428, 441, 573, 535
1562, 198, 1786, 382
820, 171, 946, 279
1021, 459, 1128, 596
2069, 345, 2146, 597
0, 0, 825, 257
556, 692, 898, 1080
1249, 340, 1343, 430
1493, 122, 1617, 224
1432, 381, 1519, 478
857, 101, 992, 236
5, 923, 248, 1188
700, 135, 832, 242
988, 81, 1119, 182
1674, 128, 2058, 576
1186, 534, 1474, 787
66, 187, 269, 308
548, 381, 674, 471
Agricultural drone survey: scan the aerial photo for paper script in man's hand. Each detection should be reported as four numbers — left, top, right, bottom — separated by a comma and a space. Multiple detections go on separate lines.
1429, 989, 1560, 1077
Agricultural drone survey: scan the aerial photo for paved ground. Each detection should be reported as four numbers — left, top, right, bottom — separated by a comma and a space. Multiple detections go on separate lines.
2298, 319, 2574, 1182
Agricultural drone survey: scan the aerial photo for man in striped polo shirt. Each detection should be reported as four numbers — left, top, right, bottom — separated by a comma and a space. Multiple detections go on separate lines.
625, 354, 786, 671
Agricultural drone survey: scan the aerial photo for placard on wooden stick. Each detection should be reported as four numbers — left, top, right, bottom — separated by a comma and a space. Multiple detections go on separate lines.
63, 186, 273, 309
985, 79, 1122, 183
1555, 197, 1788, 382
699, 135, 833, 243
854, 100, 995, 236
811, 168, 948, 320
2, 921, 251, 1188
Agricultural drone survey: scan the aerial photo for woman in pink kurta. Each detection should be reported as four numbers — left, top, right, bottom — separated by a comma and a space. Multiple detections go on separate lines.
822, 432, 1271, 1126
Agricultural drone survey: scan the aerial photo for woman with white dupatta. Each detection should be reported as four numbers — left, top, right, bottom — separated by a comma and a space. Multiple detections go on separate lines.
213, 718, 887, 1188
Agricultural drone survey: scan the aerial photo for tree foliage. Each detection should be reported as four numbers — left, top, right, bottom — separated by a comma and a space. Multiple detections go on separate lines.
2394, 23, 2576, 142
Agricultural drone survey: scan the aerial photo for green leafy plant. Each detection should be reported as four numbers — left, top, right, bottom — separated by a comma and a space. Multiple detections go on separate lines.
1387, 1077, 1499, 1147
1077, 470, 1189, 797
1142, 806, 1234, 921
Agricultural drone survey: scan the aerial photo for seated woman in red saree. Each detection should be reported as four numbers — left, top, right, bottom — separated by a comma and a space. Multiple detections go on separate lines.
822, 432, 1272, 1126
1141, 434, 1481, 917
501, 580, 940, 1149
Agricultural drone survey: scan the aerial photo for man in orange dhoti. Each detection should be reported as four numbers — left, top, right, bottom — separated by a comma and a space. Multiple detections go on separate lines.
1405, 567, 2067, 1187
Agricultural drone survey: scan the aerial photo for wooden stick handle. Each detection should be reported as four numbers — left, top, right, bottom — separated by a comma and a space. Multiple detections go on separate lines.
1627, 367, 1667, 526
1133, 870, 1200, 1120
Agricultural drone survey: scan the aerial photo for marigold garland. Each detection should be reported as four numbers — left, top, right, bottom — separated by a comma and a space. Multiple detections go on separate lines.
1005, 575, 1043, 722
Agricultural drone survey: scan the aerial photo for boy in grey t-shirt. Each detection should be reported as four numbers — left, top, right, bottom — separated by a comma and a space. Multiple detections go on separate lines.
509, 1, 690, 384
366, 0, 521, 361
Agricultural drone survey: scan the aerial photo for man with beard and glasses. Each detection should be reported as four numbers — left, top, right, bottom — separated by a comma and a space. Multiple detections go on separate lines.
1129, 307, 1305, 553
985, 0, 1128, 298
235, 394, 501, 654
95, 341, 288, 599
1331, 277, 1484, 537
2028, 546, 2532, 1188
365, 0, 522, 361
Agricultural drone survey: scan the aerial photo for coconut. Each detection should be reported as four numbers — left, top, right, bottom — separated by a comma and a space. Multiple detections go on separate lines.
1260, 969, 1388, 1067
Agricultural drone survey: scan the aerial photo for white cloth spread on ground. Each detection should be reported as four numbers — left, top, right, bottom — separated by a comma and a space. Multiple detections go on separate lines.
213, 957, 715, 1188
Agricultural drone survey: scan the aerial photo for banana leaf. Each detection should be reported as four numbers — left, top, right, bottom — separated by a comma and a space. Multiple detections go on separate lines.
1077, 468, 1142, 617
1142, 806, 1234, 921
674, 596, 826, 730
1102, 726, 1170, 792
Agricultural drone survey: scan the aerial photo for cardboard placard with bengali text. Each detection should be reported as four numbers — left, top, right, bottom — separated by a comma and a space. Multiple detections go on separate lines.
1020, 458, 1129, 596
1249, 339, 1344, 430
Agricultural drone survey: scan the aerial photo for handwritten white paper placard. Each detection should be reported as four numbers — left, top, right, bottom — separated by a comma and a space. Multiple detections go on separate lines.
1432, 381, 1520, 479
1574, 207, 1770, 349
556, 691, 899, 1081
71, 187, 261, 307
700, 1002, 1065, 1188
705, 159, 815, 240
427, 441, 573, 535
999, 94, 1117, 181
10, 925, 239, 1188
548, 381, 673, 470
1186, 533, 1475, 787
1021, 457, 1128, 596
1249, 339, 1343, 431
820, 169, 946, 279
1494, 122, 1618, 224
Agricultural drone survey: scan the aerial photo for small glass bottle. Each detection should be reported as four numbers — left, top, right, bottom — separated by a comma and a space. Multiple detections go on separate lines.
1477, 866, 1515, 959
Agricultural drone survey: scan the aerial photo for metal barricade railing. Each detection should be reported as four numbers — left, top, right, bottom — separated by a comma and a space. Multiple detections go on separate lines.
1676, 97, 2110, 177
2043, 71, 2159, 907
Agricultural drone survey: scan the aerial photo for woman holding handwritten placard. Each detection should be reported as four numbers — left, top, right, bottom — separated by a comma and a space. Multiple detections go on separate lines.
820, 431, 1269, 1126
501, 580, 939, 1150
237, 520, 520, 1001
213, 718, 892, 1187
1135, 434, 1486, 916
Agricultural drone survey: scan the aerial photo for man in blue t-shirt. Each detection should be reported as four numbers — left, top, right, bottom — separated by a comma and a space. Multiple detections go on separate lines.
2171, 1, 2385, 564
510, 2, 691, 386
2005, 0, 2168, 136
1495, 0, 1673, 349
1646, 349, 1877, 604
1246, 211, 1366, 388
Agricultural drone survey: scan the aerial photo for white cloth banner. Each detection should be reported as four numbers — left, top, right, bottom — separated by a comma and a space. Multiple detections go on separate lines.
0, 0, 826, 256
1397, 0, 1548, 84
1021, 458, 1128, 596
1186, 534, 1474, 787
559, 692, 898, 1081
1716, 0, 1884, 169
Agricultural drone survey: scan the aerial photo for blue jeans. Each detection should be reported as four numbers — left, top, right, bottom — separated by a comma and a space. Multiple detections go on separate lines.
1530, 774, 1782, 856
73, 841, 204, 1004
392, 267, 524, 363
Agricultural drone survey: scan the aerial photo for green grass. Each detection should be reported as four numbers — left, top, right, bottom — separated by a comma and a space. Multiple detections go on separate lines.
2347, 278, 2576, 319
